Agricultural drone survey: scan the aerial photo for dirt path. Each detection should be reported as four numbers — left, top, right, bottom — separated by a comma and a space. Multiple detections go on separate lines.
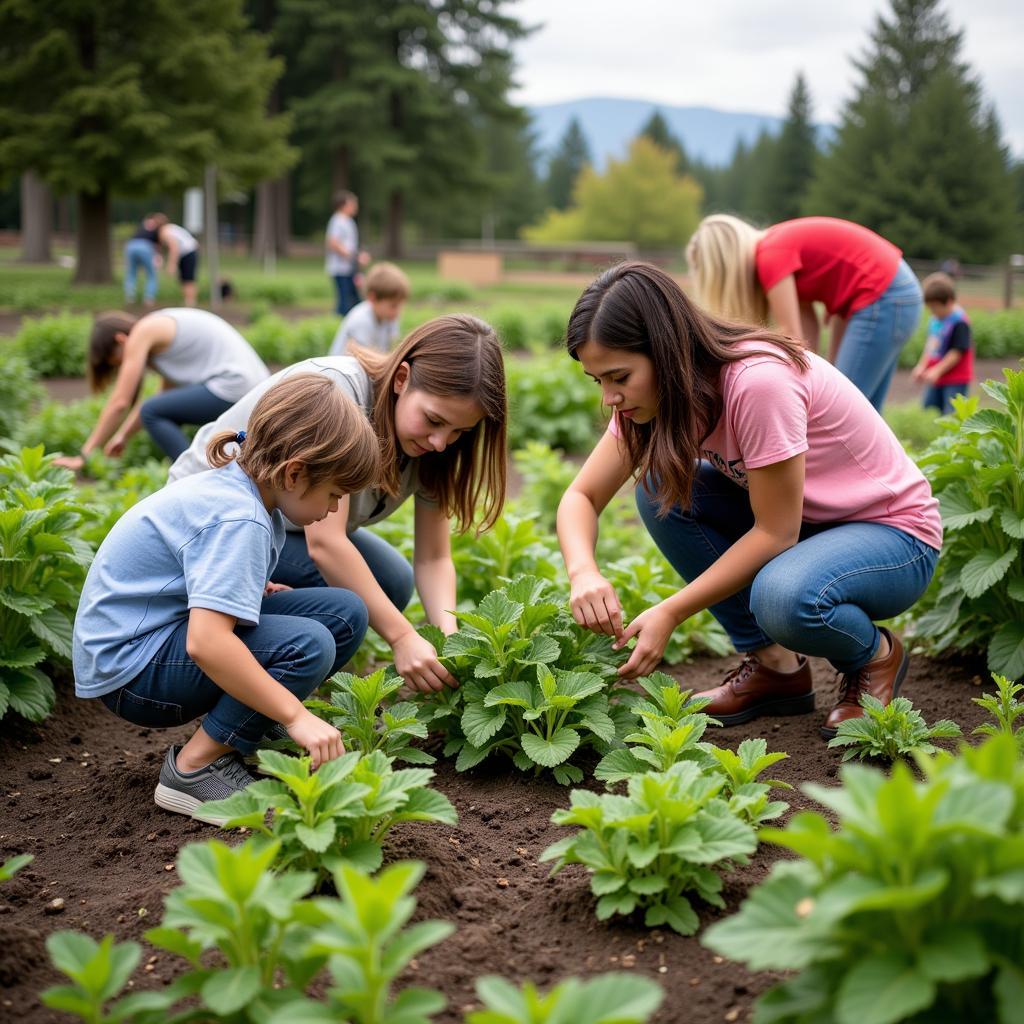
0, 650, 991, 1023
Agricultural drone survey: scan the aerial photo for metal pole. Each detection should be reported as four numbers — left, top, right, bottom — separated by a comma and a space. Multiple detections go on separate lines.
204, 164, 220, 310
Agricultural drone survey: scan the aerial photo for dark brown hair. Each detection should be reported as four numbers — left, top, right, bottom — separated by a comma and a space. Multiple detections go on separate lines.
922, 272, 956, 304
88, 312, 139, 393
350, 314, 508, 532
206, 373, 381, 495
566, 261, 808, 515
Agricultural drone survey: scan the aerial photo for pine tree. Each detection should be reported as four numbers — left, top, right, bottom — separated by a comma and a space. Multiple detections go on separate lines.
0, 0, 293, 282
638, 109, 689, 175
759, 73, 817, 222
807, 0, 1015, 261
546, 118, 593, 211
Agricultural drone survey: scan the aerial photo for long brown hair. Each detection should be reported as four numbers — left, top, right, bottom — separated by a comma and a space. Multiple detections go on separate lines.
566, 261, 807, 516
88, 312, 139, 393
350, 314, 507, 532
206, 373, 381, 496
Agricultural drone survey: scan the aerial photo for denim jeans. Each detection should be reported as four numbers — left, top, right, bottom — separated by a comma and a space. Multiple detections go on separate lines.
332, 274, 360, 316
99, 587, 368, 753
636, 463, 939, 673
272, 528, 415, 612
836, 259, 923, 411
140, 384, 233, 459
923, 381, 968, 415
124, 238, 158, 303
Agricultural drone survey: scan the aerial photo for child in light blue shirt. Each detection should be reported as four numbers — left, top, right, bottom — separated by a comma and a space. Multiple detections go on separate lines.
73, 373, 381, 823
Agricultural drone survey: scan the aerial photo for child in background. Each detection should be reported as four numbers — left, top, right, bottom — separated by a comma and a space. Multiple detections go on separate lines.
328, 262, 410, 355
912, 272, 974, 414
72, 374, 381, 823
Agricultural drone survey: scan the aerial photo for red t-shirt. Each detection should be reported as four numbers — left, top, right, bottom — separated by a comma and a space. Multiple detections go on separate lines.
755, 217, 902, 319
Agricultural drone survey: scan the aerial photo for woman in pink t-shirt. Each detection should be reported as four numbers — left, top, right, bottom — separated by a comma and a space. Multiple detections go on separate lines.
557, 262, 940, 739
685, 215, 923, 411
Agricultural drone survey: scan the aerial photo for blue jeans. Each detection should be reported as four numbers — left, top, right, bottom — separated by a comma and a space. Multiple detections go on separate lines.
332, 274, 360, 316
836, 259, 923, 411
923, 381, 968, 414
124, 239, 157, 303
99, 587, 368, 753
636, 463, 939, 673
272, 528, 415, 611
140, 384, 233, 459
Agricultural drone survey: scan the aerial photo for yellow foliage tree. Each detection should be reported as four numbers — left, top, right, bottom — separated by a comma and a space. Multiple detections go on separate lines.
524, 137, 703, 249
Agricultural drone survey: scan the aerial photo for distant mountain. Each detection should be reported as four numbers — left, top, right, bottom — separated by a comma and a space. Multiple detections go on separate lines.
528, 96, 832, 168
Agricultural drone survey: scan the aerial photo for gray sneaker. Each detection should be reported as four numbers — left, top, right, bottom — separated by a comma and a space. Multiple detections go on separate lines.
154, 745, 256, 824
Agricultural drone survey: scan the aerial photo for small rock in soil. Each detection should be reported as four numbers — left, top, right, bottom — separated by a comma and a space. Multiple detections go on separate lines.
44, 898, 65, 915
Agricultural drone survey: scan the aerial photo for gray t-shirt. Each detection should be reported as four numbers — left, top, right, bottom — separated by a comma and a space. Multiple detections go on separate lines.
149, 309, 270, 402
328, 301, 400, 355
325, 212, 358, 276
166, 356, 428, 533
73, 459, 286, 698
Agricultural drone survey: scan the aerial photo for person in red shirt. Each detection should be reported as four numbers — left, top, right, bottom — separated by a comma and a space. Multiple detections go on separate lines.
686, 215, 923, 410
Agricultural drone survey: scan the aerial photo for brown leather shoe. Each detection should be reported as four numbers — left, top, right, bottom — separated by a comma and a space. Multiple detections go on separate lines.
821, 628, 909, 739
696, 655, 814, 726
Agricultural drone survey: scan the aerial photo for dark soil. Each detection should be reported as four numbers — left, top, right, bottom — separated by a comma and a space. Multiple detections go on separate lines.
0, 648, 993, 1023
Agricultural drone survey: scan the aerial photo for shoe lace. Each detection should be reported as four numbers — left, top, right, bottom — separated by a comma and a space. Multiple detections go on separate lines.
722, 656, 759, 687
835, 666, 870, 706
215, 754, 256, 789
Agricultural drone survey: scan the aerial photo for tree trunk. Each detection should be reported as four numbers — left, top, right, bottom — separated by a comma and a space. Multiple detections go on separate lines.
273, 175, 290, 256
73, 190, 113, 284
20, 172, 53, 263
385, 189, 403, 259
252, 179, 276, 260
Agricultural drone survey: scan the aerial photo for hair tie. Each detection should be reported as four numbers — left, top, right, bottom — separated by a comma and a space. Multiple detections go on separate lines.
234, 430, 247, 445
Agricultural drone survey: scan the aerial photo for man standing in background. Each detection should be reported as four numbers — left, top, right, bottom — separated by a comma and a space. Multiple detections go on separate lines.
325, 190, 369, 316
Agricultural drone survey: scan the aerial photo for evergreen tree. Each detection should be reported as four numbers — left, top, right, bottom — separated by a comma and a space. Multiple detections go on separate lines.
759, 73, 817, 222
807, 0, 1015, 261
639, 109, 689, 175
545, 118, 592, 210
0, 0, 293, 282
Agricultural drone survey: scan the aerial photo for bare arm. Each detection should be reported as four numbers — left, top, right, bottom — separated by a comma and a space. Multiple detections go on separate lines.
922, 349, 963, 383
413, 499, 457, 635
557, 429, 635, 637
616, 455, 806, 678
304, 498, 456, 691
765, 275, 807, 343
828, 316, 847, 363
186, 607, 344, 767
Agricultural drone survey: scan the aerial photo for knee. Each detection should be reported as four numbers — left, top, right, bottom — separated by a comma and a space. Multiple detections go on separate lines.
288, 619, 338, 689
749, 566, 816, 645
139, 398, 160, 427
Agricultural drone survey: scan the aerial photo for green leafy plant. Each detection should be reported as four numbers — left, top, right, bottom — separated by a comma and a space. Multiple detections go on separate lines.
506, 353, 603, 452
421, 576, 622, 784
703, 734, 1024, 1024
973, 673, 1024, 750
705, 738, 792, 830
910, 370, 1024, 679
0, 853, 32, 882
11, 310, 90, 377
466, 972, 663, 1024
201, 749, 457, 884
541, 762, 759, 934
0, 347, 44, 441
0, 446, 95, 722
827, 694, 962, 762
77, 460, 168, 547
511, 441, 578, 528
305, 667, 435, 764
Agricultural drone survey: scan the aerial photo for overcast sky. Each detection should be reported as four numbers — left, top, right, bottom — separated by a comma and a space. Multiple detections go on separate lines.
511, 0, 1024, 156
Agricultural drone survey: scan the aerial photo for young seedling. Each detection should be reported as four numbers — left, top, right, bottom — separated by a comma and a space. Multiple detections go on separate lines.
467, 972, 663, 1024
827, 694, 961, 762
0, 853, 32, 882
306, 667, 434, 764
200, 749, 457, 885
973, 673, 1024, 750
541, 762, 758, 935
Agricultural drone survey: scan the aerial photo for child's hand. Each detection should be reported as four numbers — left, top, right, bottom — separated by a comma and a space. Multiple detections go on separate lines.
53, 454, 85, 472
285, 710, 345, 769
263, 582, 292, 597
911, 365, 924, 382
922, 366, 942, 385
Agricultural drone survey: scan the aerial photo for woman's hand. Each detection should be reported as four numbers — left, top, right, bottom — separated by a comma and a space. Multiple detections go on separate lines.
613, 602, 679, 680
103, 436, 126, 458
570, 570, 623, 638
284, 708, 345, 769
392, 629, 457, 693
53, 454, 85, 472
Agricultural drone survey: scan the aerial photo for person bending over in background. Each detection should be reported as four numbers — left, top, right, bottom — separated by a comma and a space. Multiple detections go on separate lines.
54, 307, 269, 469
686, 214, 923, 411
557, 261, 941, 739
72, 374, 380, 822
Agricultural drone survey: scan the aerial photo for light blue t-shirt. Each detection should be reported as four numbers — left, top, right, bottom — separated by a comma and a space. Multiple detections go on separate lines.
72, 460, 286, 699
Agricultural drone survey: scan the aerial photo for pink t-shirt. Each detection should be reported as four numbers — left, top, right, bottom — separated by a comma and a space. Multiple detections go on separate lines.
610, 342, 942, 549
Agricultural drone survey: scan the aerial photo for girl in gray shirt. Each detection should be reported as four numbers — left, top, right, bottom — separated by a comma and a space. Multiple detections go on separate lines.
55, 308, 270, 469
